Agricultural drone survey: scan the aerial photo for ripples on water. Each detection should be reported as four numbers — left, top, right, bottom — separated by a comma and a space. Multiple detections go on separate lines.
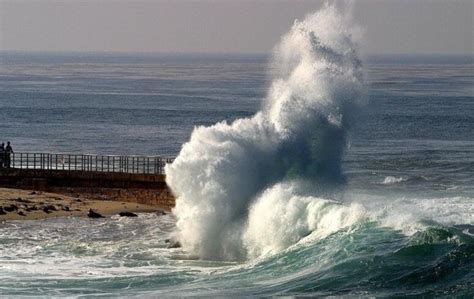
0, 209, 472, 297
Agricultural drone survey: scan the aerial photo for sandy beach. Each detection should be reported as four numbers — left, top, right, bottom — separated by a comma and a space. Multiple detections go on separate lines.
0, 187, 167, 221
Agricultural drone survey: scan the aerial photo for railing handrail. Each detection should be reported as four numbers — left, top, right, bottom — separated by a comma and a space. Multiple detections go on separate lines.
11, 152, 174, 159
4, 152, 174, 175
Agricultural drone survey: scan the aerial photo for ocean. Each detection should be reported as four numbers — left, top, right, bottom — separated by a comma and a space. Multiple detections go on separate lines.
0, 11, 473, 297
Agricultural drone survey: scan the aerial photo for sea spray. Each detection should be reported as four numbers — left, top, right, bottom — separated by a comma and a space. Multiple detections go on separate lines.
166, 4, 365, 260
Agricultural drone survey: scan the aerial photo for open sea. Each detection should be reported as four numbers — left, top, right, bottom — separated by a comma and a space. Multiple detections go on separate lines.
0, 51, 473, 297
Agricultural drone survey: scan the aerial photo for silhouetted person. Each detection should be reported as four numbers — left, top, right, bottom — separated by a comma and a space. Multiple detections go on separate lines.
5, 142, 13, 168
0, 143, 4, 168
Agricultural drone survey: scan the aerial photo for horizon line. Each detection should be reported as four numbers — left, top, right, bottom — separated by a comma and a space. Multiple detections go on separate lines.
1, 50, 473, 58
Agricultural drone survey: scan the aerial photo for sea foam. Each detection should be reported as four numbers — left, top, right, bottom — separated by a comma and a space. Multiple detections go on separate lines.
166, 4, 365, 260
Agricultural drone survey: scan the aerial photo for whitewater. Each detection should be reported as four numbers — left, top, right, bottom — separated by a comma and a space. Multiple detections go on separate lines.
164, 3, 474, 295
166, 4, 366, 261
0, 4, 473, 297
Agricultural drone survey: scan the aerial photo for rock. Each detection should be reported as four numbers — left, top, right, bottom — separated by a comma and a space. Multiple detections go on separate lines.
0, 208, 6, 215
62, 206, 70, 212
88, 209, 104, 218
25, 206, 38, 212
16, 197, 33, 204
167, 240, 182, 249
119, 211, 138, 217
4, 204, 18, 212
29, 191, 37, 195
42, 205, 56, 214
17, 211, 26, 217
156, 209, 167, 216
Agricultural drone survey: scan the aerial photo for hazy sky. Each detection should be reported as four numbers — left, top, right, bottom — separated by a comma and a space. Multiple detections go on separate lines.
0, 0, 472, 55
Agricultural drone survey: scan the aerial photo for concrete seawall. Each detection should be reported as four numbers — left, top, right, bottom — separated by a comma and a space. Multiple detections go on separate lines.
0, 168, 175, 208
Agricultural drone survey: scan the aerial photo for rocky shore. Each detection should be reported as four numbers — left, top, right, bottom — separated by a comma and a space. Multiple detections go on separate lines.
0, 187, 168, 221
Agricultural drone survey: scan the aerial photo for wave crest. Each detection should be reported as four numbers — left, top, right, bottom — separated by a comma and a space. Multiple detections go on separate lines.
166, 4, 365, 260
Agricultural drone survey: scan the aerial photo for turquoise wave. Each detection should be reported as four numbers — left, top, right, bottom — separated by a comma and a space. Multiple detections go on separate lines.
0, 215, 472, 297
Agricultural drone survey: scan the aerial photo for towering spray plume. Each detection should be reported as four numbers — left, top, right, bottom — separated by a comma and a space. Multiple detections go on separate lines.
166, 4, 365, 261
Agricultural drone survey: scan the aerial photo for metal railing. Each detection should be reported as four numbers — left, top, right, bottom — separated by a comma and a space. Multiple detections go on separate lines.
5, 152, 174, 175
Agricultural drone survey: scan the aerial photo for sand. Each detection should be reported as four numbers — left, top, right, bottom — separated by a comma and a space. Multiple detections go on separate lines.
0, 187, 168, 221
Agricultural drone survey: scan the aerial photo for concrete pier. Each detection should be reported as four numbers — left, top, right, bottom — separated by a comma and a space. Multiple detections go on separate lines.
0, 153, 175, 208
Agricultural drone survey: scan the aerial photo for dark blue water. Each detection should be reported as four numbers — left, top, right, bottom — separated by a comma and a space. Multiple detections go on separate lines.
0, 52, 473, 297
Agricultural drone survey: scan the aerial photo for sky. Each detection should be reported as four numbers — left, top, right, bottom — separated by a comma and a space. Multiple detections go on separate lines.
0, 0, 472, 55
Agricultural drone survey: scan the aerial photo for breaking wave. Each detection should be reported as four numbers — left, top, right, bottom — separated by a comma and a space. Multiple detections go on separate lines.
166, 4, 365, 260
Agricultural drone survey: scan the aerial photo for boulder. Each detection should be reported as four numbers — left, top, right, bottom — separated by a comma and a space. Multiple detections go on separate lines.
119, 211, 138, 217
42, 205, 57, 213
17, 211, 26, 217
167, 240, 182, 249
26, 206, 38, 212
16, 198, 33, 204
4, 204, 18, 212
88, 209, 104, 218
0, 208, 6, 215
156, 209, 167, 216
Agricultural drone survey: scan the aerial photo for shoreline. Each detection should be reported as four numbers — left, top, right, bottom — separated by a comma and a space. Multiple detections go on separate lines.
0, 187, 169, 221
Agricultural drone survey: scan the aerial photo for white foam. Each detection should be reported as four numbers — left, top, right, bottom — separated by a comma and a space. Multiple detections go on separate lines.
166, 4, 365, 261
243, 181, 366, 258
347, 193, 474, 236
381, 176, 407, 185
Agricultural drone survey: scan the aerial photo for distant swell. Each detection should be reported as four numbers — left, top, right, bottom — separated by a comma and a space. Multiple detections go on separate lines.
166, 4, 365, 260
382, 176, 407, 185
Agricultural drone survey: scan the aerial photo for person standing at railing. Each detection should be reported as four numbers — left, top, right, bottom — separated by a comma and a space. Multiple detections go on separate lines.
0, 143, 4, 168
5, 141, 13, 168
